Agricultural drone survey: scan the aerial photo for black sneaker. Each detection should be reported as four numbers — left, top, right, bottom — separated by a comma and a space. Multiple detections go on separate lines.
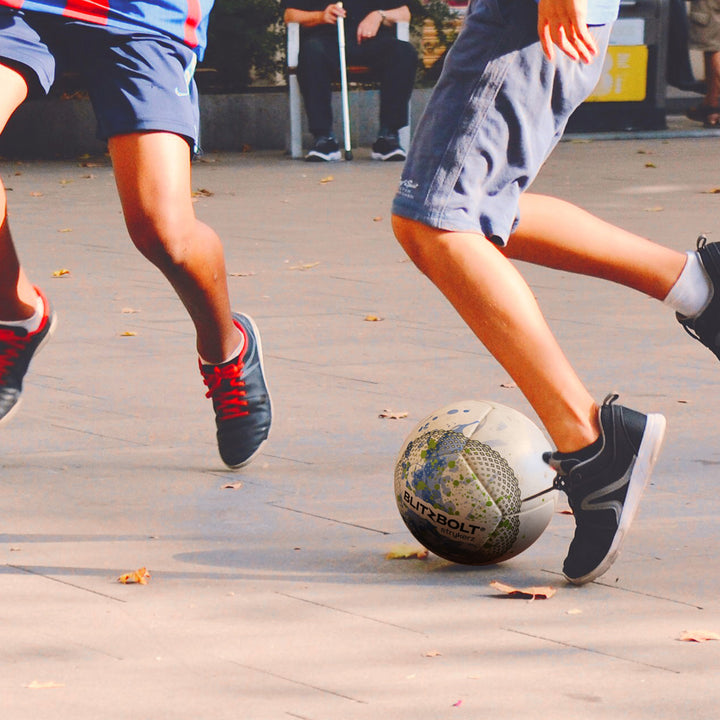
0, 287, 56, 425
371, 132, 406, 161
305, 136, 341, 162
677, 235, 720, 359
545, 394, 666, 585
199, 313, 272, 468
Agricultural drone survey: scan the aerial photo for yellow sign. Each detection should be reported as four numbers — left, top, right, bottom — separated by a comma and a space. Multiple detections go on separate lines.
586, 45, 648, 102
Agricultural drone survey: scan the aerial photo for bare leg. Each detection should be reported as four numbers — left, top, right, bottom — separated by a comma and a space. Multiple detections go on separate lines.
392, 214, 599, 453
704, 51, 720, 118
0, 64, 39, 320
509, 193, 686, 299
109, 132, 239, 363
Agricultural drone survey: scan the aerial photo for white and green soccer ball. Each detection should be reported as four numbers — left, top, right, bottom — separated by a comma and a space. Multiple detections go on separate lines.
394, 400, 557, 565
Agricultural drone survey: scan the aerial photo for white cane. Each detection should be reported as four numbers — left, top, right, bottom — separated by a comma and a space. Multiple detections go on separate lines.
336, 2, 353, 160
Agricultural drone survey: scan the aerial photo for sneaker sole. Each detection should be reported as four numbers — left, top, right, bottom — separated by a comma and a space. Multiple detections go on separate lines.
565, 412, 667, 585
225, 312, 273, 469
370, 151, 406, 161
305, 151, 341, 162
0, 310, 58, 427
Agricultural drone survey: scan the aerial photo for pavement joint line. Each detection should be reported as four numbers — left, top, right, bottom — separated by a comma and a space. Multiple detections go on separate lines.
6, 564, 127, 603
503, 627, 681, 674
268, 503, 391, 535
219, 658, 369, 704
541, 570, 704, 610
274, 591, 428, 635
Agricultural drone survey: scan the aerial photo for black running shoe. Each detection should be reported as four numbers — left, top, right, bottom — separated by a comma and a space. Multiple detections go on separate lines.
0, 287, 56, 425
305, 136, 341, 162
545, 394, 666, 585
371, 132, 406, 161
200, 313, 272, 468
677, 235, 720, 359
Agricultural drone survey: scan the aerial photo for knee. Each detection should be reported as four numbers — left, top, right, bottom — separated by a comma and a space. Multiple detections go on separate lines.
125, 209, 196, 272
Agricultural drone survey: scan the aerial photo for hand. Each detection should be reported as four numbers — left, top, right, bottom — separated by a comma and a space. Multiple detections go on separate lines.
537, 0, 598, 63
356, 11, 382, 43
322, 2, 346, 24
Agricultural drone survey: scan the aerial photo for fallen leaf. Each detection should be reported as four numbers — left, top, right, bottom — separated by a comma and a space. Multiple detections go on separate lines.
192, 188, 214, 197
52, 268, 70, 277
117, 567, 150, 585
490, 580, 556, 599
59, 179, 72, 185
423, 650, 442, 657
24, 680, 65, 689
677, 630, 720, 642
644, 206, 664, 212
222, 481, 243, 490
120, 331, 137, 337
30, 191, 43, 197
319, 175, 334, 184
645, 162, 656, 168
364, 314, 383, 322
9, 547, 21, 551
379, 409, 408, 419
121, 307, 139, 314
565, 608, 583, 615
386, 544, 429, 559
500, 382, 516, 389
372, 216, 383, 222
57, 228, 73, 233
702, 188, 720, 194
289, 261, 320, 271
228, 271, 256, 277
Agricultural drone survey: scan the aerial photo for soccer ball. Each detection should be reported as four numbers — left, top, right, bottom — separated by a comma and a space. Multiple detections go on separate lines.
394, 400, 557, 565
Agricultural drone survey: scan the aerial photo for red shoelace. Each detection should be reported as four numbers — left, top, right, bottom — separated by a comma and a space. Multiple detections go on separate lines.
200, 360, 249, 419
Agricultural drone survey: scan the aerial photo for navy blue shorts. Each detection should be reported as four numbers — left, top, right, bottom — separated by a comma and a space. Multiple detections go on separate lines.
0, 8, 201, 150
392, 0, 612, 245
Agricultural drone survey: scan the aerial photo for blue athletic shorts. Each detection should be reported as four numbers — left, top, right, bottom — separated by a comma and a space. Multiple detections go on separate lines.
391, 0, 612, 245
0, 8, 201, 151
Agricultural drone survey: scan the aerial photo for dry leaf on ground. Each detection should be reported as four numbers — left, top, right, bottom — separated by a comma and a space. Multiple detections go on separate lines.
289, 261, 320, 271
192, 188, 214, 197
121, 308, 139, 314
379, 409, 408, 419
320, 175, 334, 184
52, 268, 70, 277
117, 567, 150, 585
386, 544, 429, 560
364, 315, 383, 322
677, 630, 720, 642
24, 680, 65, 689
423, 650, 442, 657
223, 481, 243, 490
120, 331, 137, 337
490, 580, 556, 599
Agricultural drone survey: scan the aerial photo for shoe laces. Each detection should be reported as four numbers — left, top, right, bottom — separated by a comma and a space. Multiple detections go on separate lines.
201, 359, 249, 420
0, 327, 27, 380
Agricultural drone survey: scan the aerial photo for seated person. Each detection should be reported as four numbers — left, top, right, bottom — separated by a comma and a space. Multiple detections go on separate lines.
283, 0, 417, 161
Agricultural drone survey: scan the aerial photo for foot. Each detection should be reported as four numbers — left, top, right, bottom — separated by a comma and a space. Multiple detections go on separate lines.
371, 132, 406, 161
0, 287, 56, 425
677, 235, 720, 358
545, 394, 666, 585
305, 136, 341, 162
685, 103, 720, 128
199, 313, 272, 468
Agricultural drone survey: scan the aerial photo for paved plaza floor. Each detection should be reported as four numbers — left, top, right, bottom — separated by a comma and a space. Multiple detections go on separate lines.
2, 128, 720, 718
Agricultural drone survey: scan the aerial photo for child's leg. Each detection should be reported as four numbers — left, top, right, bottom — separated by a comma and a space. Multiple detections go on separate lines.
392, 214, 600, 453
108, 131, 239, 364
509, 193, 686, 299
0, 63, 38, 320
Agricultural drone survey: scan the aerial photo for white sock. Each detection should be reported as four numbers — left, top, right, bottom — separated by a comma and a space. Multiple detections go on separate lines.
663, 251, 713, 318
0, 295, 44, 333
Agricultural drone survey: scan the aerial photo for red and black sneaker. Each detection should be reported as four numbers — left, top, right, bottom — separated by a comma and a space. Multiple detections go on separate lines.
0, 287, 57, 425
199, 313, 272, 468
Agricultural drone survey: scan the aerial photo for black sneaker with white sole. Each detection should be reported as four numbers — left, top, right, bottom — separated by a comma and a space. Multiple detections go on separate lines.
371, 133, 406, 161
544, 394, 666, 585
677, 235, 720, 359
305, 136, 341, 162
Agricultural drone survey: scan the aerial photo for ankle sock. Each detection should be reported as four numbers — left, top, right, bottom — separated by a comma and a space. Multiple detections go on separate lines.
199, 336, 244, 367
0, 295, 44, 333
663, 251, 713, 317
